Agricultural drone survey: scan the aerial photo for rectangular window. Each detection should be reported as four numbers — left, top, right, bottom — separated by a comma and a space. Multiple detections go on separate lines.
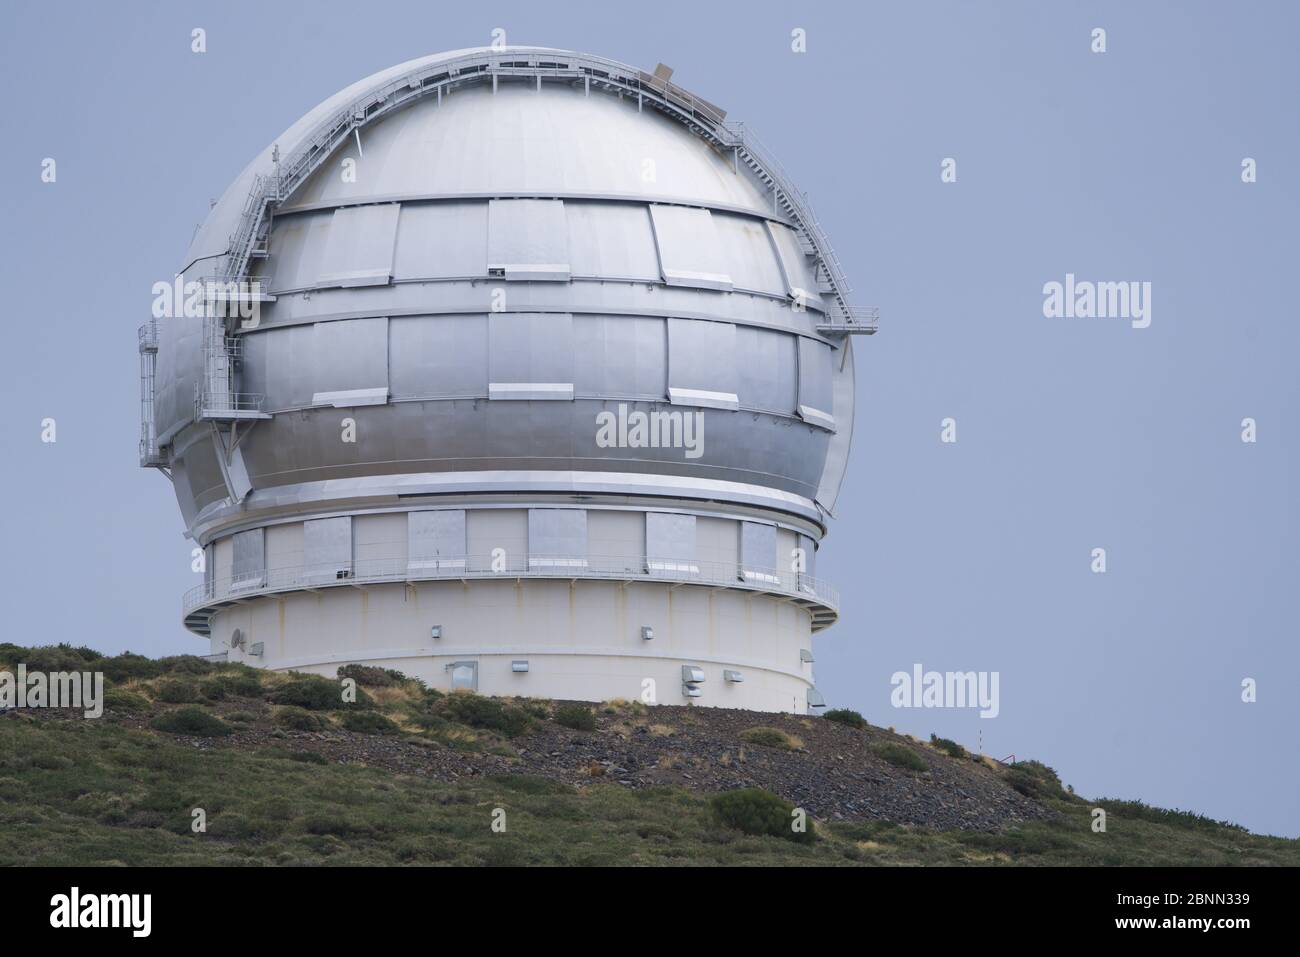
487, 199, 570, 281
231, 528, 265, 591
409, 510, 466, 572
649, 205, 733, 290
318, 204, 401, 287
303, 517, 352, 583
740, 521, 779, 584
646, 512, 697, 575
488, 313, 574, 400
667, 317, 738, 410
797, 336, 836, 431
447, 661, 478, 692
528, 509, 587, 569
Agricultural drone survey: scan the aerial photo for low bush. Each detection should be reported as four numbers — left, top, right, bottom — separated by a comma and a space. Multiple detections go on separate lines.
437, 694, 532, 737
875, 742, 927, 771
339, 711, 399, 735
1004, 760, 1069, 801
553, 704, 597, 732
206, 670, 265, 699
929, 734, 967, 759
739, 727, 800, 750
99, 653, 163, 684
822, 708, 869, 729
271, 674, 371, 711
156, 655, 215, 676
273, 707, 330, 732
711, 788, 814, 844
336, 664, 409, 688
102, 689, 150, 713
149, 707, 232, 737
153, 678, 201, 704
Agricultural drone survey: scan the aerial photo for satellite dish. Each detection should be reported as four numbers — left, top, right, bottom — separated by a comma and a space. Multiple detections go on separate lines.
230, 628, 244, 650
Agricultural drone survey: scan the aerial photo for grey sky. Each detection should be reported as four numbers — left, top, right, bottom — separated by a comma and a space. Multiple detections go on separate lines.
2, 0, 1295, 837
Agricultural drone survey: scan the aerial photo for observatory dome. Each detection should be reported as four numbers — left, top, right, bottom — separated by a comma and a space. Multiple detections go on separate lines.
139, 47, 872, 713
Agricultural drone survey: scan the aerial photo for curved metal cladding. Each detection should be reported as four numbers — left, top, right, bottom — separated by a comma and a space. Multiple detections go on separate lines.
147, 48, 864, 713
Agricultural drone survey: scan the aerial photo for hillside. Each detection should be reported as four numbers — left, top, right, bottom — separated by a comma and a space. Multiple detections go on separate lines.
1, 644, 1295, 866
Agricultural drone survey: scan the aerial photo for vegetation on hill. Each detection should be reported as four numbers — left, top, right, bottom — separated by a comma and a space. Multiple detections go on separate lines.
0, 643, 1293, 866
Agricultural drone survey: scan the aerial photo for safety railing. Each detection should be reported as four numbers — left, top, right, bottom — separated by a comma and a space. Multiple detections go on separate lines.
183, 552, 838, 618
216, 49, 867, 326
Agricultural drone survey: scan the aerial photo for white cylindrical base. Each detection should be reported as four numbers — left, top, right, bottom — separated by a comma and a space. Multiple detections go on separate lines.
208, 578, 817, 713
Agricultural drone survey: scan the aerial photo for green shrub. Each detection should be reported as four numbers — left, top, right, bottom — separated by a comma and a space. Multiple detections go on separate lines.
875, 742, 927, 771
739, 727, 800, 750
273, 706, 330, 732
226, 710, 257, 723
157, 655, 215, 676
437, 694, 532, 737
206, 670, 265, 699
711, 788, 814, 844
19, 644, 99, 673
553, 704, 597, 731
1092, 798, 1244, 833
336, 663, 410, 688
339, 711, 399, 735
823, 708, 868, 729
929, 734, 967, 759
149, 706, 232, 737
100, 653, 163, 684
103, 689, 150, 713
153, 678, 201, 704
271, 674, 371, 711
1004, 760, 1069, 801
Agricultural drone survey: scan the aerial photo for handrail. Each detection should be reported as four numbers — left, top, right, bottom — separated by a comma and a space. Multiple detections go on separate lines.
183, 552, 838, 618
215, 48, 863, 323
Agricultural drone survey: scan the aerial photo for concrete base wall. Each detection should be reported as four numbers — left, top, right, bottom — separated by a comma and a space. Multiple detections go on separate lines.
208, 578, 817, 713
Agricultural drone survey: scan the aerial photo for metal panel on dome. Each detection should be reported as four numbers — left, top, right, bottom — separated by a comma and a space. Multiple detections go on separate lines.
667, 318, 738, 410
649, 205, 733, 291
487, 199, 570, 281
231, 528, 265, 591
488, 313, 574, 400
266, 211, 333, 293
740, 521, 779, 584
573, 316, 666, 400
528, 508, 587, 569
318, 204, 400, 287
713, 212, 786, 295
766, 221, 821, 306
409, 510, 466, 571
393, 202, 489, 280
797, 336, 836, 431
646, 512, 697, 574
303, 516, 352, 582
736, 326, 797, 415
565, 203, 660, 281
310, 317, 389, 407
389, 315, 488, 400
